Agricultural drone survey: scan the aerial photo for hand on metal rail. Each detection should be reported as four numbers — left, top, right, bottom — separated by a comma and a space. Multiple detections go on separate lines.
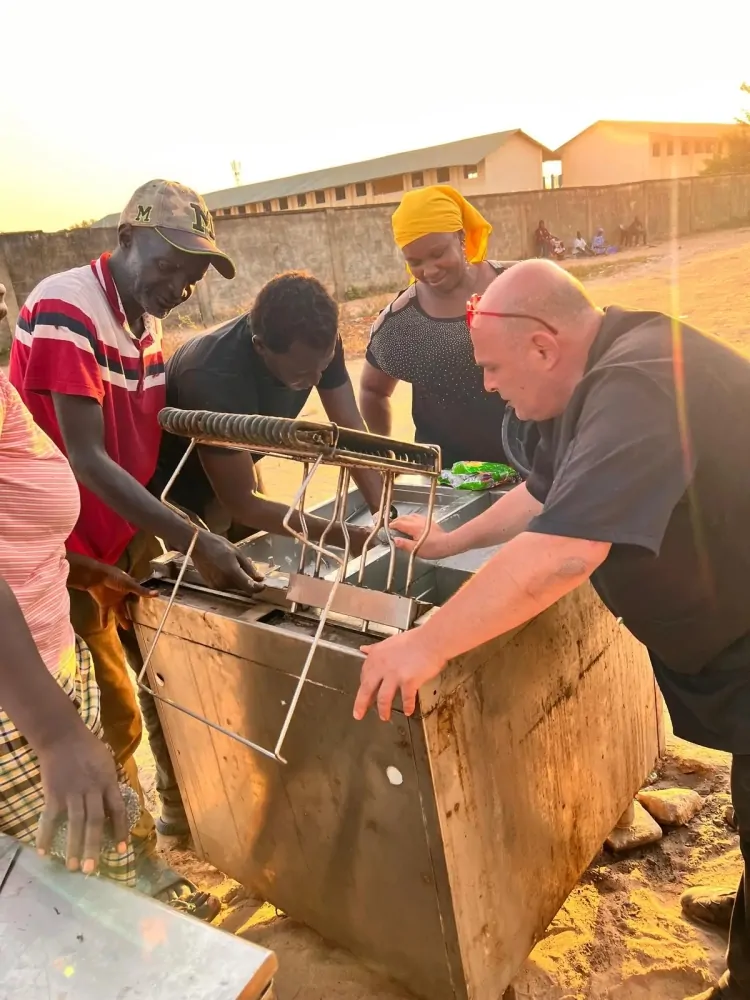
353, 632, 446, 722
387, 515, 451, 560
192, 532, 265, 595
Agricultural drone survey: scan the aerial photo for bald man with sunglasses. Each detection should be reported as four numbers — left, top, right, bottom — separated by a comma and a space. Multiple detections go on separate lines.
354, 259, 750, 1000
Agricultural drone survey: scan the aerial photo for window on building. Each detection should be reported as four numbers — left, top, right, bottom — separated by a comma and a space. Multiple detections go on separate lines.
372, 175, 403, 196
355, 182, 367, 198
463, 164, 479, 179
695, 141, 703, 154
335, 186, 347, 201
652, 143, 661, 157
262, 201, 272, 213
682, 141, 690, 155
436, 167, 450, 183
315, 190, 326, 205
295, 193, 306, 208
238, 205, 247, 215
666, 141, 674, 157
278, 197, 289, 211
411, 172, 424, 187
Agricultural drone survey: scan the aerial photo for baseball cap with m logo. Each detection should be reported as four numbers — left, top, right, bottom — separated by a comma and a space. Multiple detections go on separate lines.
120, 179, 236, 279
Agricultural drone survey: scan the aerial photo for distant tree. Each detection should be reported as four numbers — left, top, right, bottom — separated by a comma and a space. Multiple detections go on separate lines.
68, 218, 96, 229
702, 83, 750, 176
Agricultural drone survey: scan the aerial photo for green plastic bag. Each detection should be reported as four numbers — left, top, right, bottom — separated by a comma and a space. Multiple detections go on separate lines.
438, 461, 519, 491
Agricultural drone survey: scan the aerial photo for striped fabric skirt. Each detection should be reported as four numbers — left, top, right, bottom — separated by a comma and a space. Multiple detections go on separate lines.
0, 636, 137, 886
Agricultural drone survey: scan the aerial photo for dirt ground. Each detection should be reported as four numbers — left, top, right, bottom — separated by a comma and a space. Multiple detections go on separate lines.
139, 227, 750, 999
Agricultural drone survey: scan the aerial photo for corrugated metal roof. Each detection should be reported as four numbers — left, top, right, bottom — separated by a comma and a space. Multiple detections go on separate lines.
93, 128, 552, 227
555, 119, 738, 152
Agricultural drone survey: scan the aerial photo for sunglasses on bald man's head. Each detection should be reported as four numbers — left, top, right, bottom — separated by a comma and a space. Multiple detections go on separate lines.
466, 293, 559, 335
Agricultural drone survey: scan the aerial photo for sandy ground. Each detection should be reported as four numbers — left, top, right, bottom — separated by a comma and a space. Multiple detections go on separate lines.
136, 227, 750, 999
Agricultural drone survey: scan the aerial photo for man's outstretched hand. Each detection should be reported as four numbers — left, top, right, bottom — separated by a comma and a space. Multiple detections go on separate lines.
353, 631, 446, 722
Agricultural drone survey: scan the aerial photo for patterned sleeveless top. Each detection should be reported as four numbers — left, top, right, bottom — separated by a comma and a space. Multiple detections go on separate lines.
366, 262, 511, 467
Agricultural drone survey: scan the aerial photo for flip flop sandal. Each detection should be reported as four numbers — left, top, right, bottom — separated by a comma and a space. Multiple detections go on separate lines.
135, 855, 221, 922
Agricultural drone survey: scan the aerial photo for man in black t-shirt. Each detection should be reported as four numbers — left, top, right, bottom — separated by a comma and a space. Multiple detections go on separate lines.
152, 272, 382, 549
353, 259, 750, 1000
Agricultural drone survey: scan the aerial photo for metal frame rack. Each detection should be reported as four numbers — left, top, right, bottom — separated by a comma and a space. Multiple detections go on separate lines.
137, 408, 441, 764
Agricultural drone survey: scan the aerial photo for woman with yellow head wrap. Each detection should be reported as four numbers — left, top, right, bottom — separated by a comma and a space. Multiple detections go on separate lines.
392, 185, 492, 271
360, 185, 521, 468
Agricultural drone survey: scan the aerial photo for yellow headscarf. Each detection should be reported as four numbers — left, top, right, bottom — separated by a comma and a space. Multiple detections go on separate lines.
391, 185, 492, 267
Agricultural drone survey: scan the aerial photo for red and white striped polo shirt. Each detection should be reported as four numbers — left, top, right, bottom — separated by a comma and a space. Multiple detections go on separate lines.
0, 370, 79, 680
9, 253, 165, 565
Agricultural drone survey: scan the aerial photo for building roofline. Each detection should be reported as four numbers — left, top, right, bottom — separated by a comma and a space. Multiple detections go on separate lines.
555, 119, 739, 152
92, 128, 554, 225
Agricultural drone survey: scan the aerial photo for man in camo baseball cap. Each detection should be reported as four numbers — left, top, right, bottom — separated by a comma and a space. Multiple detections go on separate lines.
120, 179, 236, 279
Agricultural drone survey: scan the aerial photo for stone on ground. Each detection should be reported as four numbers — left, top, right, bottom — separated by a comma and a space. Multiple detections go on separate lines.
637, 788, 704, 827
606, 800, 663, 852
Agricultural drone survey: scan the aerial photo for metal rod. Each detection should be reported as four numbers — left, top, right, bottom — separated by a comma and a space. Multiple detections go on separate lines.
281, 456, 344, 572
382, 474, 398, 593
273, 577, 341, 763
276, 459, 350, 762
289, 461, 311, 614
336, 468, 352, 582
313, 466, 346, 577
137, 682, 279, 761
404, 475, 438, 596
136, 527, 200, 692
357, 475, 389, 588
357, 475, 390, 633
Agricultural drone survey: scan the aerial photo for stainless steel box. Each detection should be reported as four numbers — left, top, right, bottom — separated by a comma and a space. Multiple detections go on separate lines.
133, 485, 662, 999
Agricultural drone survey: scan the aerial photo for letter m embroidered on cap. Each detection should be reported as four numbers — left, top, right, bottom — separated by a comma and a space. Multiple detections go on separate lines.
135, 205, 153, 223
190, 203, 215, 239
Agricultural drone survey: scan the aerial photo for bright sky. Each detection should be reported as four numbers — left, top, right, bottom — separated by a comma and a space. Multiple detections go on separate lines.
2, 0, 747, 233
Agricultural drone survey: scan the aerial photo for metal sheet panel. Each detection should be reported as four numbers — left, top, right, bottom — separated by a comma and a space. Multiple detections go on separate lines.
0, 834, 277, 1000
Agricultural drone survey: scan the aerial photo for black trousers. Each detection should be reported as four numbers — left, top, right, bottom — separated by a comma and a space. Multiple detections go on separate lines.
727, 755, 750, 993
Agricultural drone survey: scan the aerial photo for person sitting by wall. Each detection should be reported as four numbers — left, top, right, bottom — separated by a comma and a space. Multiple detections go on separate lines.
619, 216, 647, 248
534, 220, 552, 258
592, 228, 608, 255
572, 231, 594, 257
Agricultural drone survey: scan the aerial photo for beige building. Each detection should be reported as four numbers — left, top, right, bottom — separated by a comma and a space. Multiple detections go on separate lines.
204, 130, 551, 218
556, 120, 737, 188
95, 131, 550, 227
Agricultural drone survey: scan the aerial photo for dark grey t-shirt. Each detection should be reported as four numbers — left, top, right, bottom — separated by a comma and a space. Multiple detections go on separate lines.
151, 313, 348, 515
524, 307, 750, 751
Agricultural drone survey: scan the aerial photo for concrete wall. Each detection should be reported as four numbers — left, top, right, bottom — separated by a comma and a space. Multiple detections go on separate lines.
3, 172, 750, 334
0, 246, 19, 355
